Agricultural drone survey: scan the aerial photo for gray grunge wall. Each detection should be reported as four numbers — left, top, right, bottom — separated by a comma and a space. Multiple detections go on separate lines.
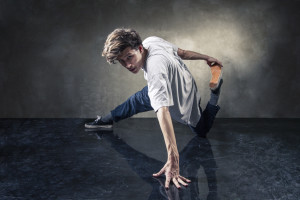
1, 0, 299, 118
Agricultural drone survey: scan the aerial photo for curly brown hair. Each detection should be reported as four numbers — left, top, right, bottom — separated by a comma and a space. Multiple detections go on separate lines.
102, 28, 142, 64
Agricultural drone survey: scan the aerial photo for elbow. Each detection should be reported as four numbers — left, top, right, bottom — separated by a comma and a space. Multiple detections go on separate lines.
157, 106, 170, 117
158, 106, 169, 113
177, 48, 186, 59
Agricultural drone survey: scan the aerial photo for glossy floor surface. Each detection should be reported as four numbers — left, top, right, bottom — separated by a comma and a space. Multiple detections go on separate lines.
1, 118, 300, 200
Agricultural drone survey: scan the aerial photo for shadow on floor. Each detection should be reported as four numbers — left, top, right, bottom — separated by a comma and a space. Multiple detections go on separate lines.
92, 130, 218, 200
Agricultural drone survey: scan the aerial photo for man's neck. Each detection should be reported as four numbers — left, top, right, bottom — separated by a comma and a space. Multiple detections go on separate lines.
142, 48, 148, 67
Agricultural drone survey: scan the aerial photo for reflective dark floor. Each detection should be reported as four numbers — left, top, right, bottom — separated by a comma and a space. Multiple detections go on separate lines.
1, 118, 300, 200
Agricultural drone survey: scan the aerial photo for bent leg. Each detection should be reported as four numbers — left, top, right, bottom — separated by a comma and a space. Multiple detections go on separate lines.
111, 86, 153, 122
189, 103, 220, 138
191, 73, 223, 137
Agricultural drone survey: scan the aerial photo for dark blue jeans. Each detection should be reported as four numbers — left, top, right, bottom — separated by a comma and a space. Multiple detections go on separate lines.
111, 86, 153, 122
111, 86, 220, 137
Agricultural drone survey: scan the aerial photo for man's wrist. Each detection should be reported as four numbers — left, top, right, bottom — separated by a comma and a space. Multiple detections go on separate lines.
167, 151, 179, 162
204, 55, 210, 60
167, 146, 179, 156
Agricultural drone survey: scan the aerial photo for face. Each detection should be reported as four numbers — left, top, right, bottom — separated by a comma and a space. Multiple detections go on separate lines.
117, 45, 146, 74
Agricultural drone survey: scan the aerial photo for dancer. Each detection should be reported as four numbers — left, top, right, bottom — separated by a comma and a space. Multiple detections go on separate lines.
85, 28, 223, 189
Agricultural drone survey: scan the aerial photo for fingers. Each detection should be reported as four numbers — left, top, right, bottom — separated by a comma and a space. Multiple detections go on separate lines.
207, 61, 214, 66
172, 177, 181, 188
215, 60, 223, 67
177, 177, 188, 187
153, 166, 165, 177
165, 175, 171, 189
207, 59, 223, 67
165, 176, 190, 189
217, 61, 223, 67
179, 175, 191, 183
153, 162, 191, 189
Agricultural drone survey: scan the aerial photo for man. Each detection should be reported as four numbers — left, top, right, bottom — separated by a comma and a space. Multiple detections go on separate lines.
85, 28, 223, 189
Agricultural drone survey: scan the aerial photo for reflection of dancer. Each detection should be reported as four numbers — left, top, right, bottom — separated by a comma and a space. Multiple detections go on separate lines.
179, 136, 218, 200
85, 28, 223, 188
96, 132, 218, 200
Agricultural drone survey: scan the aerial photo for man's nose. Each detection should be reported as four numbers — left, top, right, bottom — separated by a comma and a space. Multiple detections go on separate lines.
125, 63, 132, 69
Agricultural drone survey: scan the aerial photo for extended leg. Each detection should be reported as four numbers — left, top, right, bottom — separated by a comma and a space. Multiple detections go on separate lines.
111, 86, 153, 122
85, 86, 153, 129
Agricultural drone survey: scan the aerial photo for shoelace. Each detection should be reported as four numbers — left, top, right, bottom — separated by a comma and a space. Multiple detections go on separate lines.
95, 115, 102, 122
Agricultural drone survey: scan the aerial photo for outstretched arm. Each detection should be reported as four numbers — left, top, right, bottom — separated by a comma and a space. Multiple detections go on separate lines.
153, 106, 191, 188
177, 48, 223, 67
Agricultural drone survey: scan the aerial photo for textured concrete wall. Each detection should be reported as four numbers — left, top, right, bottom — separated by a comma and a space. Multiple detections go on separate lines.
1, 0, 299, 118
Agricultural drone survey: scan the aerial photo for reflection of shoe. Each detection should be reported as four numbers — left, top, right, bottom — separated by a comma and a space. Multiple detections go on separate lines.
85, 116, 113, 130
209, 64, 222, 90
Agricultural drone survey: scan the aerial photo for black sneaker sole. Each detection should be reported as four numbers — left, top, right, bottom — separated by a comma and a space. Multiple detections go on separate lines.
84, 124, 113, 130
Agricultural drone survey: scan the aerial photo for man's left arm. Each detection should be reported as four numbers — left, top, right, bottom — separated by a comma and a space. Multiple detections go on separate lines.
153, 106, 191, 188
177, 48, 223, 67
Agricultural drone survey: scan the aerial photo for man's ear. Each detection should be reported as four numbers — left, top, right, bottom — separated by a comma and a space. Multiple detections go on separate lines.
138, 45, 143, 52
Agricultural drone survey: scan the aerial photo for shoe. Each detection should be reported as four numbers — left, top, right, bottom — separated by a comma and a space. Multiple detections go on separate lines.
85, 116, 113, 130
209, 64, 222, 90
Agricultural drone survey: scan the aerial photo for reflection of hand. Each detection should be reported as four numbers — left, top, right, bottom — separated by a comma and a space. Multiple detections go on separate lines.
206, 57, 223, 67
153, 177, 180, 200
152, 156, 191, 189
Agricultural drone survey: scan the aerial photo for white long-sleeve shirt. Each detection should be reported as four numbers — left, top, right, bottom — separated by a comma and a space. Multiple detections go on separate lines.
142, 36, 201, 127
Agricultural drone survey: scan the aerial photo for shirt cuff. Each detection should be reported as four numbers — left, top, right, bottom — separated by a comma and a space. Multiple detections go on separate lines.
152, 102, 174, 113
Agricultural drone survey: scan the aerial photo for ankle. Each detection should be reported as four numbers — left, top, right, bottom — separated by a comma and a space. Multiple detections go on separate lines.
101, 112, 113, 123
